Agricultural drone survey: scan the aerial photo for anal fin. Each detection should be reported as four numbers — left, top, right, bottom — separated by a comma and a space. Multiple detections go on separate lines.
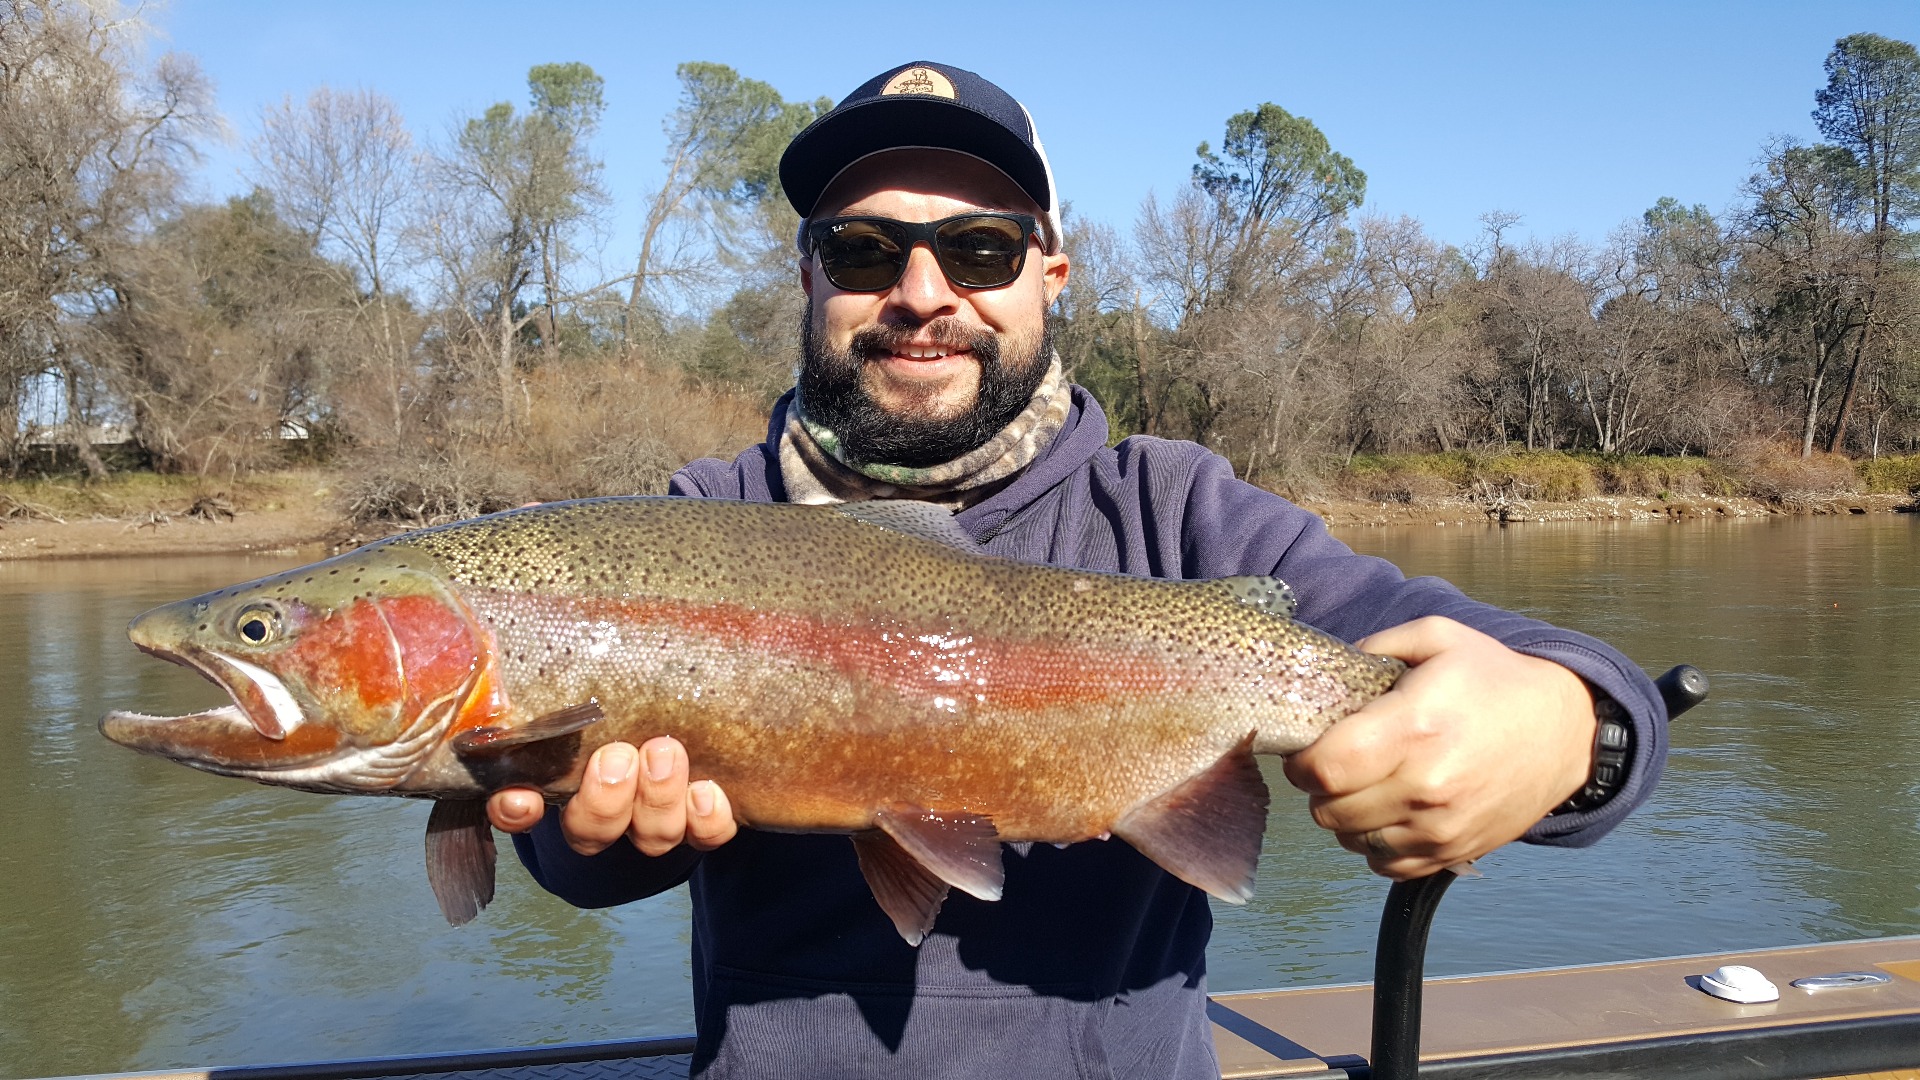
852, 831, 950, 946
425, 798, 497, 925
1112, 733, 1269, 904
451, 699, 604, 756
874, 804, 1004, 902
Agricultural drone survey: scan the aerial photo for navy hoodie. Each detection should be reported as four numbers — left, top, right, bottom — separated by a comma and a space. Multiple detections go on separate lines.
511, 386, 1669, 1079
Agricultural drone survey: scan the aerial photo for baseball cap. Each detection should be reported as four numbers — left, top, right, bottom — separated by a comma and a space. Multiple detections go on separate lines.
780, 61, 1062, 255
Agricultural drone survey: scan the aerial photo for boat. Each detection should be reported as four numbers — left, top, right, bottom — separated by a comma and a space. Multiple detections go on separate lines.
33, 934, 1920, 1080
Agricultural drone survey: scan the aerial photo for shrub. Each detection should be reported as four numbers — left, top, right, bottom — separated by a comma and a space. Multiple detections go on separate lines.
1858, 453, 1920, 496
1721, 440, 1858, 506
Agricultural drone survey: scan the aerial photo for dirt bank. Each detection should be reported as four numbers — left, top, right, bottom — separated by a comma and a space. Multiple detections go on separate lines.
0, 501, 342, 561
2, 487, 1911, 562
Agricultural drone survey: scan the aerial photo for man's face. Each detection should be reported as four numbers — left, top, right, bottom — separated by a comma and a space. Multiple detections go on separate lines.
798, 150, 1070, 467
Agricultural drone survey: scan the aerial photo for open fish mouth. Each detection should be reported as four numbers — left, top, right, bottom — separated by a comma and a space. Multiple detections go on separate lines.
128, 639, 305, 741
98, 642, 351, 783
97, 695, 340, 778
101, 642, 465, 795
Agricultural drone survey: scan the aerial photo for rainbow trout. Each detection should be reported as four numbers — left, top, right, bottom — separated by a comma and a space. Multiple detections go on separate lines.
100, 497, 1402, 943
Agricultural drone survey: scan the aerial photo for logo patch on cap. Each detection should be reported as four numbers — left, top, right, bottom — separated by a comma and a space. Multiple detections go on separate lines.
881, 67, 956, 99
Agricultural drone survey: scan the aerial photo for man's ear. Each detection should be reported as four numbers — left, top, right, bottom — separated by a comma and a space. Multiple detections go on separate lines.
1042, 250, 1070, 307
800, 256, 815, 299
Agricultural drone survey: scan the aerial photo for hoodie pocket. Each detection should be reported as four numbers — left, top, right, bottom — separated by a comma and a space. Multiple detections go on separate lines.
692, 965, 1114, 1080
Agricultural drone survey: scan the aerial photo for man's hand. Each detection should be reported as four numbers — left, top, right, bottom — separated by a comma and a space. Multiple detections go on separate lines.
1283, 616, 1597, 880
486, 736, 739, 857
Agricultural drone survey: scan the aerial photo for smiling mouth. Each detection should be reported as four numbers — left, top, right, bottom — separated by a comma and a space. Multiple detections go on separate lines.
891, 345, 969, 361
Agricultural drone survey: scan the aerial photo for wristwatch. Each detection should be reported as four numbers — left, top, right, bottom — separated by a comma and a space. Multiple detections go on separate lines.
1554, 690, 1631, 814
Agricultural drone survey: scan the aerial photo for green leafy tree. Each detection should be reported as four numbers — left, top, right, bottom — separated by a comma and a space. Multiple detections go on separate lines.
626, 62, 828, 344
1811, 33, 1920, 450
1134, 104, 1367, 460
1742, 141, 1874, 458
440, 62, 607, 429
1191, 102, 1366, 305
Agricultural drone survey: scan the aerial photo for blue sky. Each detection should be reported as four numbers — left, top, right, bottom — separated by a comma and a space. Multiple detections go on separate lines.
155, 0, 1917, 270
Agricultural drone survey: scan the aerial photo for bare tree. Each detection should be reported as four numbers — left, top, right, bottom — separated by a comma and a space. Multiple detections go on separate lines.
0, 0, 212, 475
252, 86, 420, 441
1471, 234, 1600, 450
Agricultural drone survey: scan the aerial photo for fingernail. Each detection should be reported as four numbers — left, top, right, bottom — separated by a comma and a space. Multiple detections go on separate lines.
690, 780, 715, 817
645, 743, 674, 782
597, 744, 636, 785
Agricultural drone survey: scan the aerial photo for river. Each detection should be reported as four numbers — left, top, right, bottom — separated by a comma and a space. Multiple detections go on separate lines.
3, 514, 1917, 1077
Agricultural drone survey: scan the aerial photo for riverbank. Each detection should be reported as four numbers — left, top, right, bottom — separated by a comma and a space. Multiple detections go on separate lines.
1300, 491, 1914, 529
0, 470, 342, 561
2, 470, 1912, 560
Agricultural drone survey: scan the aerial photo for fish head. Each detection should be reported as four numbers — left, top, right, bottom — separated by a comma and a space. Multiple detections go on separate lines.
100, 546, 494, 794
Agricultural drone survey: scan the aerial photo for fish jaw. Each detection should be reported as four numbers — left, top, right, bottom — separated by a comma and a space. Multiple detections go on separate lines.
100, 562, 487, 796
98, 699, 461, 794
98, 620, 392, 793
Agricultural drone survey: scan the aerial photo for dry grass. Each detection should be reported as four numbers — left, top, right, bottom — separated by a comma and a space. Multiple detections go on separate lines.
340, 362, 766, 526
1338, 450, 1741, 504
1717, 440, 1860, 507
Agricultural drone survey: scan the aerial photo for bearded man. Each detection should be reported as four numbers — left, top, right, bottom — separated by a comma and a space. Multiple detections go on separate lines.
489, 61, 1668, 1080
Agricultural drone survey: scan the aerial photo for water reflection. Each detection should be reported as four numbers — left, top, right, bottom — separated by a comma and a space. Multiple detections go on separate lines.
4, 518, 1918, 1076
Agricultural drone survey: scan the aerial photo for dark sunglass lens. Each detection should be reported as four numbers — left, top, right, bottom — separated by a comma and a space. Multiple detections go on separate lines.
934, 216, 1028, 288
818, 220, 909, 291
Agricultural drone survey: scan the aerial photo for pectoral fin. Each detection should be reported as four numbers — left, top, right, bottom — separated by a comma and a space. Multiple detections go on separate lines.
1112, 733, 1269, 904
450, 700, 604, 756
424, 798, 496, 925
851, 831, 950, 946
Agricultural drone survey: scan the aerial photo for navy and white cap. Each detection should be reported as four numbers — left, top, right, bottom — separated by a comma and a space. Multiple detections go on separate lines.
781, 61, 1063, 255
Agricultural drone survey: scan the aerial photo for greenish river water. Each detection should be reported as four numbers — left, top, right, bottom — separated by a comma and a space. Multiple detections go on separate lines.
3, 515, 1917, 1077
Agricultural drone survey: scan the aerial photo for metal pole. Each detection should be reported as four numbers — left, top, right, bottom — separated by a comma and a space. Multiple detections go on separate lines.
1366, 664, 1709, 1080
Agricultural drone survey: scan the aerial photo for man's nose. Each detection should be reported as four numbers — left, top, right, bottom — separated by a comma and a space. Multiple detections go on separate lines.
886, 243, 962, 321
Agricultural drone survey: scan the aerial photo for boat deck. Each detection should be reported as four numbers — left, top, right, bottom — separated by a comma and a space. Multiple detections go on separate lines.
42, 937, 1920, 1080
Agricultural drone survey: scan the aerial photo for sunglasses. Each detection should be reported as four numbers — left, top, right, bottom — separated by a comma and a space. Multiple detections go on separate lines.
806, 212, 1041, 292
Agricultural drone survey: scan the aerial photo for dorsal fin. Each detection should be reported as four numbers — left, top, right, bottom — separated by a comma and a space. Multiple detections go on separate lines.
1216, 576, 1298, 620
832, 500, 978, 550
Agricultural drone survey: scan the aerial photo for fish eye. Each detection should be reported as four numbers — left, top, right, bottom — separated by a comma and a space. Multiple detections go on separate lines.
234, 604, 283, 646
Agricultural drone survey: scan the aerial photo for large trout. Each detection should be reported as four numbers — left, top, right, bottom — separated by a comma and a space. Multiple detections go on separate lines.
101, 497, 1402, 943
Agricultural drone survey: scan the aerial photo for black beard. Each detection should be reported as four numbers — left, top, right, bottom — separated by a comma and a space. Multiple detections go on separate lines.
798, 315, 1052, 469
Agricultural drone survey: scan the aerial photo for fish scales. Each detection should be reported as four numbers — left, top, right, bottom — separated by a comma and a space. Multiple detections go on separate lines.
402, 501, 1368, 831
100, 496, 1403, 938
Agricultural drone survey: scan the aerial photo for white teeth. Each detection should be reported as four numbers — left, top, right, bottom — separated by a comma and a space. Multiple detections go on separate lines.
900, 346, 957, 359
217, 653, 305, 736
